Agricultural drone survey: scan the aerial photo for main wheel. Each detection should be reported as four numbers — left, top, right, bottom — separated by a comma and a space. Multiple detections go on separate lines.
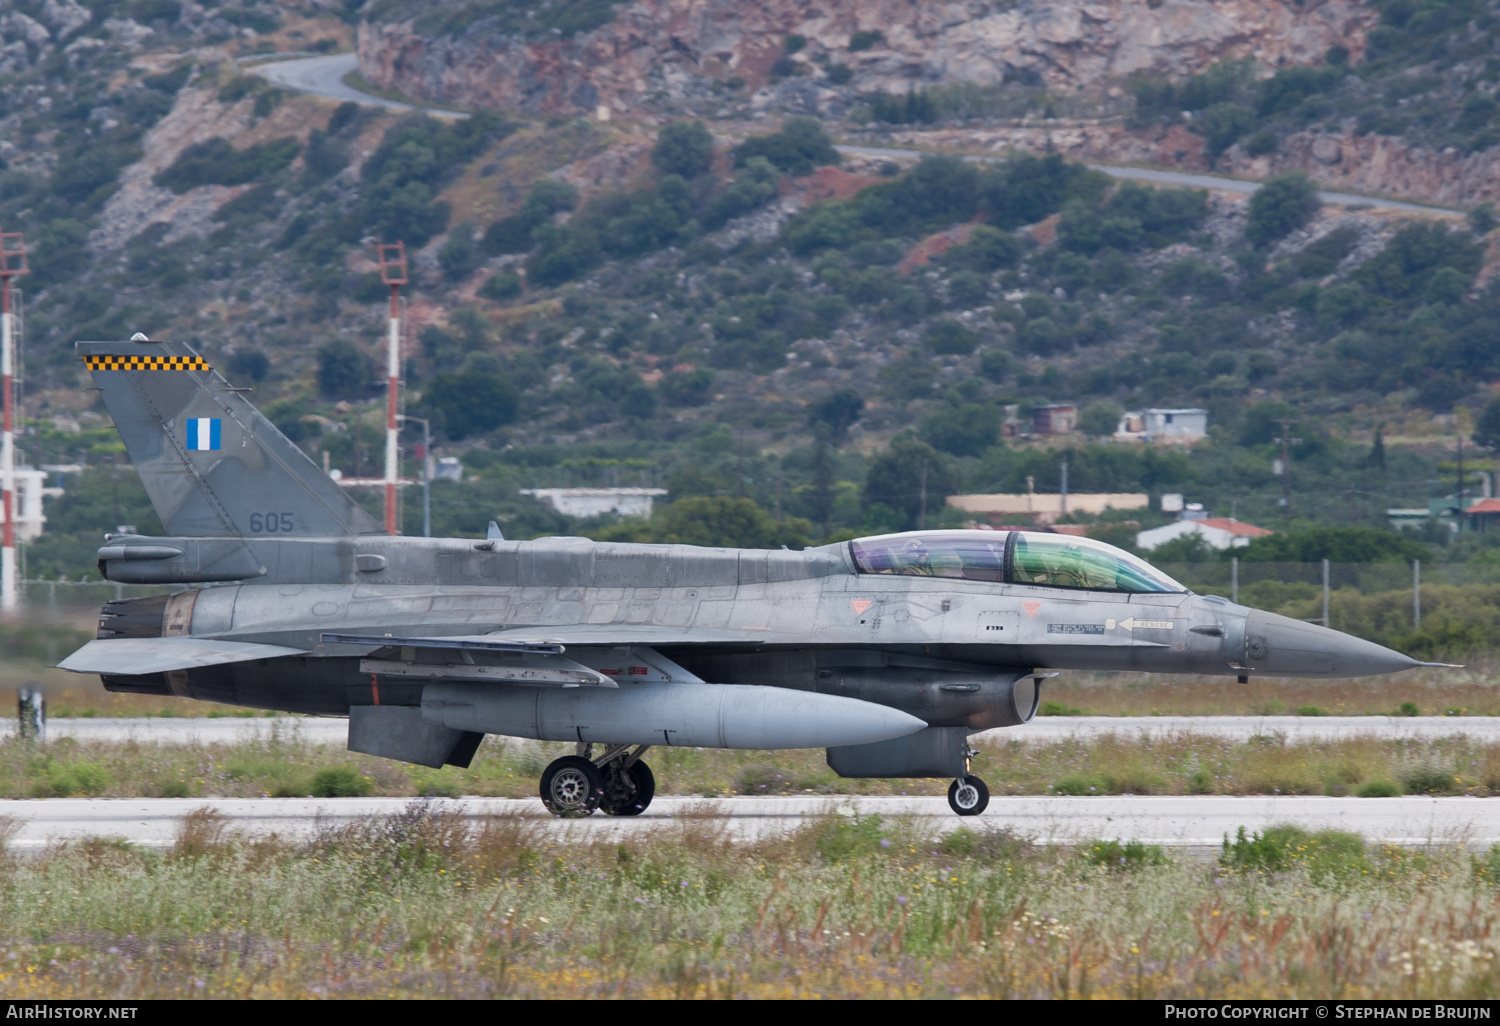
540, 756, 604, 817
948, 774, 989, 817
601, 761, 656, 817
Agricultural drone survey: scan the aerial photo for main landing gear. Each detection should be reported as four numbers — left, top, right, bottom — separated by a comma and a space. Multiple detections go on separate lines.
540, 743, 655, 818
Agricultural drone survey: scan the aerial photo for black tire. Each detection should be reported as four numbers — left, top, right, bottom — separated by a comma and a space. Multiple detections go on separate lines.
540, 756, 604, 817
602, 761, 656, 817
948, 774, 989, 817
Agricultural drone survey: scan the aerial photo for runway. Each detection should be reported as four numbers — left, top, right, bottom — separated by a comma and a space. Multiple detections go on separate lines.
3, 795, 1497, 849
8, 716, 1499, 745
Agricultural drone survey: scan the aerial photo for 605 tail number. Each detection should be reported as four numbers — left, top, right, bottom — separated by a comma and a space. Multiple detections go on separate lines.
249, 512, 294, 533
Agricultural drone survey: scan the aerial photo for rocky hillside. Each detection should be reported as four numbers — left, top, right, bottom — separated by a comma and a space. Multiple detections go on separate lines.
357, 0, 1371, 118
0, 0, 1497, 582
358, 0, 1500, 208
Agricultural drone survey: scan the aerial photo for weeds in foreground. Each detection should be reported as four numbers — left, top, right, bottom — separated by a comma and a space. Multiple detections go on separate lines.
0, 806, 1497, 997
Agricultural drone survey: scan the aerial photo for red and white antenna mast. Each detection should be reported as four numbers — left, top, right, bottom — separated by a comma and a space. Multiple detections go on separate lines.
0, 232, 27, 613
375, 241, 408, 536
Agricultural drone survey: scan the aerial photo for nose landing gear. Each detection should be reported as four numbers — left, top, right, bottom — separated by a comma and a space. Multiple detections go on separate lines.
539, 743, 655, 818
948, 774, 989, 816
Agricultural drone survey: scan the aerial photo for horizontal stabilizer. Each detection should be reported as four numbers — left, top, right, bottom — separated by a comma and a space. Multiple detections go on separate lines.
60, 637, 307, 676
321, 633, 565, 655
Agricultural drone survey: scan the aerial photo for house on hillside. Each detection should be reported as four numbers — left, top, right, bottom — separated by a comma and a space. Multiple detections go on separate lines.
1136, 517, 1272, 552
520, 488, 667, 518
1032, 404, 1076, 435
1116, 408, 1208, 444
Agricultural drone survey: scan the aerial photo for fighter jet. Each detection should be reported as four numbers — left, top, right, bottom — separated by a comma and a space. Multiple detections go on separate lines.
59, 338, 1437, 816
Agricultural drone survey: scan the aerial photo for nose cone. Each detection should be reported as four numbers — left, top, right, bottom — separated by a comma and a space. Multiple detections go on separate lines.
1244, 609, 1421, 678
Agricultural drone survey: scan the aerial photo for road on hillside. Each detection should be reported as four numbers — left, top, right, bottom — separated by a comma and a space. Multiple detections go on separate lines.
5, 795, 1497, 847
247, 52, 456, 117
837, 143, 1464, 215
10, 716, 1500, 744
251, 54, 1460, 216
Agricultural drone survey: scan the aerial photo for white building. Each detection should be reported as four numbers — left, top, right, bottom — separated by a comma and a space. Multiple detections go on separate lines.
1116, 408, 1208, 444
521, 487, 668, 519
1136, 517, 1272, 552
0, 467, 62, 542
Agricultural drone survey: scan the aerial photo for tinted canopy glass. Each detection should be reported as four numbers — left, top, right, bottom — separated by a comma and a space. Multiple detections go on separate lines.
1011, 533, 1183, 592
850, 530, 1184, 593
849, 532, 1007, 581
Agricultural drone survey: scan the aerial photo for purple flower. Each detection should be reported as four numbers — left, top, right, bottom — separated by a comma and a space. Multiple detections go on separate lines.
896, 895, 907, 904
880, 839, 891, 848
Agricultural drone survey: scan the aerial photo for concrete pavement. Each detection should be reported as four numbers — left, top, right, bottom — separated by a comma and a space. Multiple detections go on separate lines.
3, 795, 1497, 848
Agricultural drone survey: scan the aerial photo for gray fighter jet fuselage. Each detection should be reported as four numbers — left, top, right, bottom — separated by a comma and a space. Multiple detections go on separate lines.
59, 339, 1434, 817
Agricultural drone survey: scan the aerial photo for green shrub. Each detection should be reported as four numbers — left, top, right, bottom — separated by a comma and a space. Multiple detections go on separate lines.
732, 116, 838, 177
1221, 824, 1370, 882
316, 339, 372, 398
652, 121, 715, 178
1245, 172, 1320, 246
154, 137, 301, 193
1038, 701, 1084, 716
1053, 775, 1105, 795
848, 30, 883, 51
1188, 770, 1214, 794
1081, 839, 1165, 871
1297, 705, 1326, 716
1357, 780, 1402, 798
423, 370, 520, 439
735, 763, 794, 794
311, 766, 373, 798
1399, 702, 1420, 717
156, 779, 190, 798
1403, 766, 1458, 795
479, 272, 522, 301
815, 813, 889, 862
940, 826, 1030, 860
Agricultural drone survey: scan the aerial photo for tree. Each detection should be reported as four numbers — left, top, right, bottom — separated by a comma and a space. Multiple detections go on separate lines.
316, 339, 370, 398
1246, 171, 1320, 246
1366, 422, 1387, 470
1475, 395, 1500, 453
1239, 526, 1429, 563
863, 436, 958, 529
438, 221, 481, 280
424, 370, 519, 439
627, 496, 808, 548
1078, 401, 1124, 439
652, 121, 715, 178
807, 388, 865, 442
919, 404, 1001, 457
732, 116, 839, 177
228, 349, 270, 383
810, 424, 834, 534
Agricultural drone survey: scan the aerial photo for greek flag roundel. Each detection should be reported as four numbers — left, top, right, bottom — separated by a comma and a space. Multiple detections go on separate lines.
186, 418, 221, 451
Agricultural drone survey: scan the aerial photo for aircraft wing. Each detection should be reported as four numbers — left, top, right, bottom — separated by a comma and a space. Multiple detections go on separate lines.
60, 637, 309, 676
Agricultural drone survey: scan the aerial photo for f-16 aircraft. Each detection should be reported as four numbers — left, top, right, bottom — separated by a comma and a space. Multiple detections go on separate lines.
60, 338, 1437, 817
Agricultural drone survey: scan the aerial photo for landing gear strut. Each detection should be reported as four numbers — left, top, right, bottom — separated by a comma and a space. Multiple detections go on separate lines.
539, 743, 655, 818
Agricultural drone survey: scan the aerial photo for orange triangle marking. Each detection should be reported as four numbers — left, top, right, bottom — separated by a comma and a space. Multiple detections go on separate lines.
1023, 601, 1042, 618
850, 599, 873, 615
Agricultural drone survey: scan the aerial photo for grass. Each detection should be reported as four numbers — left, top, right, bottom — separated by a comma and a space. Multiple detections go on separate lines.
7, 731, 1500, 799
0, 806, 1498, 997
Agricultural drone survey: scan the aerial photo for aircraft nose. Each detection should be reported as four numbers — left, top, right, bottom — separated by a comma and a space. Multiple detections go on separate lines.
1243, 609, 1421, 678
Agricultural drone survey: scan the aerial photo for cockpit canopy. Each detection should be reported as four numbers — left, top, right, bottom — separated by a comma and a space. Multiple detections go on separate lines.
849, 530, 1186, 594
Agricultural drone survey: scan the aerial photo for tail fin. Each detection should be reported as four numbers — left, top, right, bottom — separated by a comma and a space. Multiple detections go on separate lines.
80, 339, 383, 538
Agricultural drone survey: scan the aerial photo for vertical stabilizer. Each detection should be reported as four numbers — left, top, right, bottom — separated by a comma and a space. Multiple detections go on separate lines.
79, 339, 383, 538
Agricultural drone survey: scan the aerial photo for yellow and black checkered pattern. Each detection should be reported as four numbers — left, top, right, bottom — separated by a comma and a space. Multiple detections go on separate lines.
83, 355, 210, 372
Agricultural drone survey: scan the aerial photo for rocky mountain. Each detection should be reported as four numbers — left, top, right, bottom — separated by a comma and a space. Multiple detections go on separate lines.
358, 0, 1372, 118
0, 0, 1497, 581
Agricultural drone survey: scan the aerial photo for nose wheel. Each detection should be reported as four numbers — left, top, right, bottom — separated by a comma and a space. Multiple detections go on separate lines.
540, 744, 655, 818
948, 774, 989, 816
